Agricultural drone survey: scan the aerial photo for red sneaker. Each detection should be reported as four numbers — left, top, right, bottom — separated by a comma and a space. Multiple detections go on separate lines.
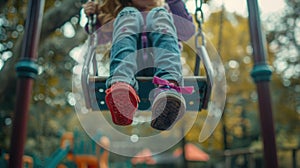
105, 82, 140, 125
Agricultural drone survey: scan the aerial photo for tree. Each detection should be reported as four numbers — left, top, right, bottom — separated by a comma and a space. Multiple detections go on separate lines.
266, 0, 300, 80
264, 0, 300, 148
0, 0, 88, 156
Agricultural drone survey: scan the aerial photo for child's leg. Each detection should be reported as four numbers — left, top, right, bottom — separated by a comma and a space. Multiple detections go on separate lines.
106, 7, 144, 90
146, 7, 186, 130
146, 7, 183, 85
105, 7, 143, 126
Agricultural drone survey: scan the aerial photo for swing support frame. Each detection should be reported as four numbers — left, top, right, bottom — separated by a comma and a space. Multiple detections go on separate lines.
8, 0, 278, 167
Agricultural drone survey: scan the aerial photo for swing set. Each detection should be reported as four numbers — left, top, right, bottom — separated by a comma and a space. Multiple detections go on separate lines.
75, 0, 227, 147
8, 0, 278, 167
81, 0, 215, 113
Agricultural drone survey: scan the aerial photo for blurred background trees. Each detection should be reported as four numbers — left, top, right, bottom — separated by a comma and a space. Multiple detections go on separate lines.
0, 0, 299, 167
0, 0, 86, 157
264, 0, 300, 147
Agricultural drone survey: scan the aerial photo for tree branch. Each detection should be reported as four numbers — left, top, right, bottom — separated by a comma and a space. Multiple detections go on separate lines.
0, 0, 86, 104
40, 0, 83, 42
39, 28, 87, 57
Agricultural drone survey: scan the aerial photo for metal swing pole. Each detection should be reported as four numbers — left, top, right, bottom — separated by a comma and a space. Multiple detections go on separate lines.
8, 0, 45, 167
246, 0, 278, 167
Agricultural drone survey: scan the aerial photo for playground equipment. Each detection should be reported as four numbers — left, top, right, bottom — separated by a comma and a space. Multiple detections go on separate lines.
1, 153, 34, 168
8, 0, 278, 167
8, 1, 45, 168
247, 0, 278, 167
71, 0, 226, 158
54, 131, 110, 168
81, 6, 213, 112
2, 131, 109, 168
79, 0, 225, 144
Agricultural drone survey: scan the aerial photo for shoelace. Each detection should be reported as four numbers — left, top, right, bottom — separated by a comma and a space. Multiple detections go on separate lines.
152, 76, 194, 94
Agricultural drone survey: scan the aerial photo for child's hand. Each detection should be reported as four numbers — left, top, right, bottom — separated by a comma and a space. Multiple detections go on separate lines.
83, 1, 98, 16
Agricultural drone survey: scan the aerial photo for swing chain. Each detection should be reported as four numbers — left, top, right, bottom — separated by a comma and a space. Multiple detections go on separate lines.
195, 0, 204, 26
88, 0, 97, 34
194, 0, 206, 47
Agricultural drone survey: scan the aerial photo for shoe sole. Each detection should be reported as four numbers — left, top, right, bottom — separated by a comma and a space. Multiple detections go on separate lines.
151, 92, 186, 130
105, 86, 138, 126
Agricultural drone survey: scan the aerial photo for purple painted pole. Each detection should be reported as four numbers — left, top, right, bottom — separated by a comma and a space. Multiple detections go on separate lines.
246, 0, 278, 167
8, 0, 45, 167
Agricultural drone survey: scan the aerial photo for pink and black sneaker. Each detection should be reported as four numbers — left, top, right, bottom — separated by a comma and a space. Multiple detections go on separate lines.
150, 77, 194, 130
105, 82, 140, 126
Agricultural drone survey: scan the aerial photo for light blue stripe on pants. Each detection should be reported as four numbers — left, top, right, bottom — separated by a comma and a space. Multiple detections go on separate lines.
106, 7, 183, 91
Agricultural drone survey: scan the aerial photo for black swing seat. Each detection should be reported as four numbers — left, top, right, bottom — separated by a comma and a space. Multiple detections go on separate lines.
84, 75, 210, 111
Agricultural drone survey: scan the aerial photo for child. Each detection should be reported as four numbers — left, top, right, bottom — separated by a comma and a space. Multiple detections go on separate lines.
83, 0, 195, 130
